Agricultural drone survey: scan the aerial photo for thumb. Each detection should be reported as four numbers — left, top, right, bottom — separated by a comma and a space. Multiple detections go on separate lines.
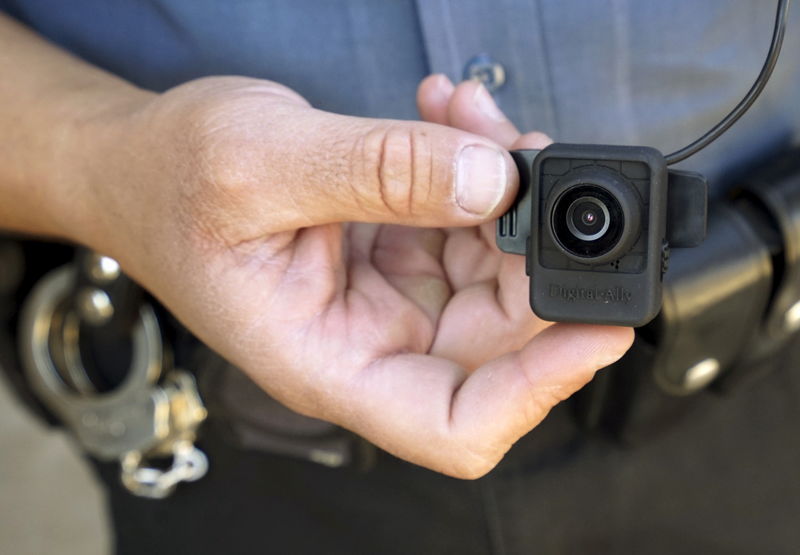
232, 98, 518, 232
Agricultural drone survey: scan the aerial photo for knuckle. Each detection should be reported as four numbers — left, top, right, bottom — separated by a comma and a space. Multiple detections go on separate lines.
359, 124, 434, 218
445, 444, 502, 480
438, 426, 508, 480
178, 99, 268, 245
518, 378, 587, 431
190, 103, 255, 199
512, 353, 579, 424
528, 384, 566, 417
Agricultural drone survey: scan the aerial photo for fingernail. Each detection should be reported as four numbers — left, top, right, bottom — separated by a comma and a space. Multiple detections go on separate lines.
434, 74, 455, 98
456, 146, 508, 216
473, 83, 506, 122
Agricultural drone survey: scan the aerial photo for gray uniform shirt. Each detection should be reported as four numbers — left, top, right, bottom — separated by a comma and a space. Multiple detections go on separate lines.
4, 0, 800, 192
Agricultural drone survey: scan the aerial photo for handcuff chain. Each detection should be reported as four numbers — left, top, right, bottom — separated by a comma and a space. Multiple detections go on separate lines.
121, 440, 208, 499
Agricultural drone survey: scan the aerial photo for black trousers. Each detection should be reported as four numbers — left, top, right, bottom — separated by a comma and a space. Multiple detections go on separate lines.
90, 335, 800, 555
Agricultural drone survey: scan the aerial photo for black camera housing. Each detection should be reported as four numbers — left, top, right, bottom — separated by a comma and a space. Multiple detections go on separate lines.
497, 143, 707, 327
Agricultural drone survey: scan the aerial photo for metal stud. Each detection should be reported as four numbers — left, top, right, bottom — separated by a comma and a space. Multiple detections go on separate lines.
86, 254, 120, 284
682, 358, 721, 392
785, 300, 800, 332
77, 287, 114, 325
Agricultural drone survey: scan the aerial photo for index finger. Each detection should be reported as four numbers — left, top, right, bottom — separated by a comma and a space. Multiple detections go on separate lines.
446, 80, 522, 148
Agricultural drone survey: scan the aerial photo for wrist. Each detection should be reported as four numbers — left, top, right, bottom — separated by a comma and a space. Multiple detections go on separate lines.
48, 84, 156, 253
0, 13, 160, 245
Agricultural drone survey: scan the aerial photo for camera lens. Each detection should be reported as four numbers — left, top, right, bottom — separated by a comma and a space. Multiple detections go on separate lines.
551, 184, 625, 259
566, 197, 610, 241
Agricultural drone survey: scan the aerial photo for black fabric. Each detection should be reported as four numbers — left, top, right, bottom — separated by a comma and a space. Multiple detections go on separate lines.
92, 426, 494, 555
86, 332, 800, 555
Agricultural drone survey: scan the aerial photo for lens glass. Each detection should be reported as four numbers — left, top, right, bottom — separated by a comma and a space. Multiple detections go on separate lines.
551, 185, 624, 259
566, 197, 609, 241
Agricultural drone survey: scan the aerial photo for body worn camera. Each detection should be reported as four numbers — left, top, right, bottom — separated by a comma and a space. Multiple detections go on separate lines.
496, 144, 707, 327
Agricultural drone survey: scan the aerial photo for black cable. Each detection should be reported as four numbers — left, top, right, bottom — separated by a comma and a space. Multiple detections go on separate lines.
664, 0, 791, 165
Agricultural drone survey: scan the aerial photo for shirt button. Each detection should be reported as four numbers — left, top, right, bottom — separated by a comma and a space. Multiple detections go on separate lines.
463, 53, 506, 92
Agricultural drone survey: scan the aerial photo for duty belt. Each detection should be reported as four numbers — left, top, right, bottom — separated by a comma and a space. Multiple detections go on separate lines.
18, 251, 208, 499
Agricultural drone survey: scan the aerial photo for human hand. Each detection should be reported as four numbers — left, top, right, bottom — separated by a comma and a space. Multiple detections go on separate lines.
67, 75, 632, 478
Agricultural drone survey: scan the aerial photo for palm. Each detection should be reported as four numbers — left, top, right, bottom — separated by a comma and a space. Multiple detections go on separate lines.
328, 221, 546, 370
239, 219, 541, 375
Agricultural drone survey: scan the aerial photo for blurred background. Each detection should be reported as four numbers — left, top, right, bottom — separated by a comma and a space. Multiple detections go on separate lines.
0, 370, 109, 555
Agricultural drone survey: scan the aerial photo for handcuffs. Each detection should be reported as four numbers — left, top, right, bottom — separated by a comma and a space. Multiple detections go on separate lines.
18, 254, 208, 499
